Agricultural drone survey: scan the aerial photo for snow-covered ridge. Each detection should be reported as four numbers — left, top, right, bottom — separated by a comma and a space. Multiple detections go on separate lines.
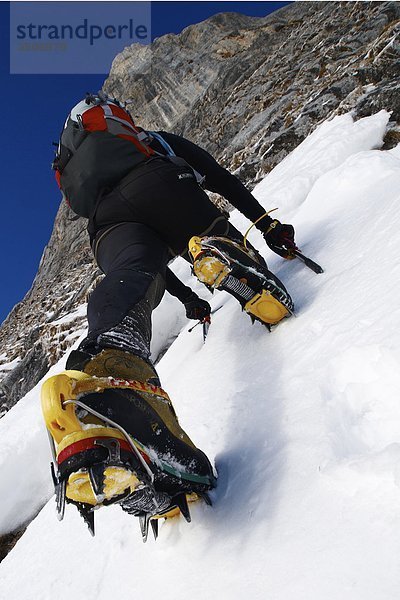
1, 111, 400, 599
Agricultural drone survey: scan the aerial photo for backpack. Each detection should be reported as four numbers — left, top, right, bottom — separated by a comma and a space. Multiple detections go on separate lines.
53, 93, 158, 218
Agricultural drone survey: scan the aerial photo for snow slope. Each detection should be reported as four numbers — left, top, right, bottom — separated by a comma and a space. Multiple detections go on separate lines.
1, 111, 400, 600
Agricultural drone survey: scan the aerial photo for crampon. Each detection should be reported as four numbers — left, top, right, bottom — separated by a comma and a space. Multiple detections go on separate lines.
189, 235, 294, 329
41, 370, 215, 541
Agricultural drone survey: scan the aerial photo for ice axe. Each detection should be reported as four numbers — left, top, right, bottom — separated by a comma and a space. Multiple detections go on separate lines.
243, 211, 324, 274
188, 316, 211, 342
279, 232, 324, 274
188, 306, 222, 342
289, 248, 324, 274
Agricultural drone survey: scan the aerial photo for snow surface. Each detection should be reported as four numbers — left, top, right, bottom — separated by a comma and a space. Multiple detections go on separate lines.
1, 111, 400, 599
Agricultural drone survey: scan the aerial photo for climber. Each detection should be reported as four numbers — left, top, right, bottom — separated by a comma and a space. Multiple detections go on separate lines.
42, 92, 298, 532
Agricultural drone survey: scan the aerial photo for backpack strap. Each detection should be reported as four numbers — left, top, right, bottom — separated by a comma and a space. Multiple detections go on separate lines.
148, 131, 205, 186
80, 98, 155, 158
149, 131, 176, 156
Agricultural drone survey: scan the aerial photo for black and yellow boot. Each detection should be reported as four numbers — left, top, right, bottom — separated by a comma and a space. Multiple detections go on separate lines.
41, 348, 216, 538
188, 235, 294, 328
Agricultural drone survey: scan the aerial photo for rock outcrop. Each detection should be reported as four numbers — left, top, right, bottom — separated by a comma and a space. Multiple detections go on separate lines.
105, 1, 400, 181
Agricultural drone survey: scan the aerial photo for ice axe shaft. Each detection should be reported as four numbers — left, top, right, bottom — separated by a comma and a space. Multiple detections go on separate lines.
292, 249, 324, 274
188, 321, 202, 333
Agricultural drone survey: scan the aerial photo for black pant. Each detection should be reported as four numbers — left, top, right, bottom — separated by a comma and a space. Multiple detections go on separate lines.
80, 222, 168, 359
80, 216, 263, 361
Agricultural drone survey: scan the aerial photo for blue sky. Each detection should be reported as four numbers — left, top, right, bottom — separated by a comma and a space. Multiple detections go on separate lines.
0, 1, 288, 324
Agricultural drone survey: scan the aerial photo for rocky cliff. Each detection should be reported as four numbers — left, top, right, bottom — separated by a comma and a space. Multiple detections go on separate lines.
105, 1, 400, 179
1, 0, 399, 414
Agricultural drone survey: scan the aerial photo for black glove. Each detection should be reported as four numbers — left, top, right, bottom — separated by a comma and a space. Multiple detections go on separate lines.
263, 219, 297, 259
183, 293, 211, 321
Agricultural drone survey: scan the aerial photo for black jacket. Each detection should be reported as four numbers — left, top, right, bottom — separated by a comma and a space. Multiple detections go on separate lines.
154, 131, 269, 227
149, 132, 273, 303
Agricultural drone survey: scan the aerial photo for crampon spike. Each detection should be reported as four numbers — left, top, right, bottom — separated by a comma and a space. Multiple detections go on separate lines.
89, 463, 106, 497
176, 493, 191, 523
50, 462, 58, 487
55, 478, 67, 521
76, 503, 95, 536
198, 491, 212, 506
150, 518, 159, 541
139, 513, 151, 543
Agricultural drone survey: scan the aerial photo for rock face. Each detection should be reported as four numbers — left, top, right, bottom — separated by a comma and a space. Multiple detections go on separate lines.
0, 204, 101, 414
105, 1, 400, 181
1, 1, 399, 415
